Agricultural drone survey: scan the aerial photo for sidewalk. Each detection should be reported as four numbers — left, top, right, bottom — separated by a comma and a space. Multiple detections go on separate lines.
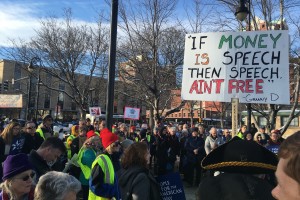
183, 181, 197, 200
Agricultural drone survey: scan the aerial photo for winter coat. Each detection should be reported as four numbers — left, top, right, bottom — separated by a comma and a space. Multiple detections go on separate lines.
118, 166, 162, 200
204, 135, 224, 155
166, 135, 180, 163
185, 136, 205, 163
28, 150, 50, 181
22, 133, 44, 154
28, 150, 61, 181
155, 134, 169, 174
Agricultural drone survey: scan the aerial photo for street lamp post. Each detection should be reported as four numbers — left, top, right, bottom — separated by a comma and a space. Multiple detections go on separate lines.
106, 0, 119, 131
26, 75, 32, 120
235, 0, 252, 132
35, 68, 41, 120
26, 60, 35, 120
27, 57, 41, 120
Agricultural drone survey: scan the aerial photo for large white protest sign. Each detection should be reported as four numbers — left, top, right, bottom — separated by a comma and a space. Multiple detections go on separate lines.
181, 30, 290, 104
124, 107, 140, 120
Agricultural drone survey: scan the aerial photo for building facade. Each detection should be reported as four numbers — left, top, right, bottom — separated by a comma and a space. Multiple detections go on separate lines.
0, 59, 112, 121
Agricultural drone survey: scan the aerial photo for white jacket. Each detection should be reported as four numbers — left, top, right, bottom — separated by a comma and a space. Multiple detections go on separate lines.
205, 135, 224, 155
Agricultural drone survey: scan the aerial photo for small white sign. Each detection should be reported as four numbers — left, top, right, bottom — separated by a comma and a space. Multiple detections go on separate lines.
89, 107, 101, 117
124, 107, 140, 120
0, 94, 23, 108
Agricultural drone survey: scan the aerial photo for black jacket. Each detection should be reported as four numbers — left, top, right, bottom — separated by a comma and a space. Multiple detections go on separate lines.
22, 133, 44, 154
28, 150, 62, 181
118, 166, 162, 200
28, 150, 50, 180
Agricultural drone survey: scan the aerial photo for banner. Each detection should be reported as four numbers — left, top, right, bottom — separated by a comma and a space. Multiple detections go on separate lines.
0, 94, 23, 108
156, 172, 186, 200
89, 107, 101, 116
181, 30, 290, 104
124, 106, 140, 120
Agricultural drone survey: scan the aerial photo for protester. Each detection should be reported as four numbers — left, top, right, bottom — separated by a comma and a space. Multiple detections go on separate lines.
116, 123, 127, 139
66, 125, 79, 159
0, 122, 24, 178
165, 127, 180, 173
184, 127, 205, 187
36, 115, 53, 140
86, 118, 94, 131
88, 128, 121, 200
118, 142, 161, 200
147, 128, 157, 169
93, 119, 99, 132
34, 171, 81, 200
254, 133, 265, 146
259, 126, 270, 144
204, 127, 224, 155
266, 129, 282, 154
77, 131, 101, 200
198, 125, 206, 140
70, 126, 87, 157
0, 122, 25, 155
271, 131, 300, 200
98, 119, 106, 131
197, 137, 278, 200
236, 125, 247, 139
245, 132, 253, 141
250, 123, 258, 136
222, 129, 232, 143
0, 153, 35, 200
28, 137, 66, 181
155, 126, 169, 175
22, 121, 44, 154
127, 126, 137, 141
178, 127, 189, 175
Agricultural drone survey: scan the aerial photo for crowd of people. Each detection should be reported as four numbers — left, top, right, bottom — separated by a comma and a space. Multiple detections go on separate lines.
0, 115, 299, 200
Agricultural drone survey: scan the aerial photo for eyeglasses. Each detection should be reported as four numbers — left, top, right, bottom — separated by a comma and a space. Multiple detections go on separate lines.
27, 126, 36, 129
16, 172, 35, 181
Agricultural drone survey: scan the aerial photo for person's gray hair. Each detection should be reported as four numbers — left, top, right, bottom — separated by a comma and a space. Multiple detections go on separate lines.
170, 126, 177, 132
34, 171, 81, 200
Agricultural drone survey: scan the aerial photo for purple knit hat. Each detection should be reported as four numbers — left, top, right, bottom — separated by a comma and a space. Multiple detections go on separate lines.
2, 153, 33, 181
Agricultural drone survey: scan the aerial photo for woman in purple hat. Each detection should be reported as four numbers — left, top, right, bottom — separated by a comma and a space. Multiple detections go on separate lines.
0, 153, 35, 200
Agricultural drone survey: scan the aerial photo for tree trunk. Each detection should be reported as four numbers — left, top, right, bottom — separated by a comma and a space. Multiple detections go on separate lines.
149, 107, 154, 129
80, 107, 87, 120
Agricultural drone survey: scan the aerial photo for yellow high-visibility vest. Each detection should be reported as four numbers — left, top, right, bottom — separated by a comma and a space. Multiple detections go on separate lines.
88, 154, 115, 200
147, 134, 151, 143
77, 147, 96, 179
36, 128, 45, 140
66, 135, 76, 159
